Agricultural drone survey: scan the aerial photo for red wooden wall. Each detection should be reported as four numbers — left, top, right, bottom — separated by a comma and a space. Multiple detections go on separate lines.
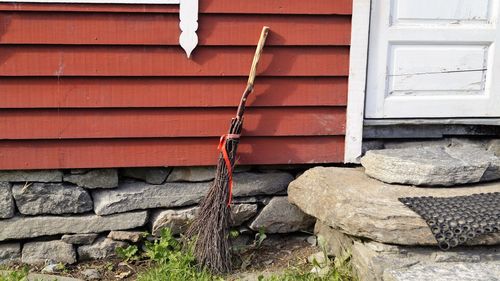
0, 0, 352, 169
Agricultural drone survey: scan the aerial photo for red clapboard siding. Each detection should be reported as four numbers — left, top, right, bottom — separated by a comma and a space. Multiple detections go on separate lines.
0, 46, 349, 77
0, 0, 352, 14
0, 0, 351, 168
0, 77, 348, 108
0, 137, 345, 170
0, 108, 346, 139
0, 13, 351, 46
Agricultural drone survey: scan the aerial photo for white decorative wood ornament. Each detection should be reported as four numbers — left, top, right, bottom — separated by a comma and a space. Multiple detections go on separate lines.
179, 0, 199, 58
0, 0, 199, 58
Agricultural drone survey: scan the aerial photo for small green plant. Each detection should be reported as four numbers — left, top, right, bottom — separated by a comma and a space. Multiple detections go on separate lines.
0, 266, 29, 281
143, 228, 180, 264
254, 227, 267, 248
116, 245, 140, 262
229, 229, 240, 239
136, 229, 223, 281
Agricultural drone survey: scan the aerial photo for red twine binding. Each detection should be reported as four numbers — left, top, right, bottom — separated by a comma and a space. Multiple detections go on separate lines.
218, 134, 240, 206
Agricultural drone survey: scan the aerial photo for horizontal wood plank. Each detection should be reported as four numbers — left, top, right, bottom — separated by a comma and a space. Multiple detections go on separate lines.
0, 107, 346, 139
0, 13, 351, 46
0, 0, 352, 14
0, 46, 349, 76
0, 77, 347, 108
0, 136, 345, 169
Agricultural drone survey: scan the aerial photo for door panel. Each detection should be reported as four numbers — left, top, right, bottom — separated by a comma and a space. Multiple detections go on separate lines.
366, 0, 500, 118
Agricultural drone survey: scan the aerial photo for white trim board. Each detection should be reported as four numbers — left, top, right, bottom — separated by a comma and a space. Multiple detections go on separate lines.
344, 0, 371, 163
0, 0, 199, 58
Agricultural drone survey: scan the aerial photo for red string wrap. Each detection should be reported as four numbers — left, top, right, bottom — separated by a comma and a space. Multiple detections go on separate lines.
218, 133, 241, 206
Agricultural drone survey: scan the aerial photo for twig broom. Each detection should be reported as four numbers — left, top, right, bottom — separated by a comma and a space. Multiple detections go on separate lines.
186, 26, 270, 274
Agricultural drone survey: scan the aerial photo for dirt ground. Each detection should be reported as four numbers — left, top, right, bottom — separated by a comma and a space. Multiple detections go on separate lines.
6, 234, 318, 281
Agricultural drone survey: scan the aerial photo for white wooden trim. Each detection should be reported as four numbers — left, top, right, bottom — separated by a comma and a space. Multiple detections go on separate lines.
344, 0, 371, 163
0, 0, 199, 58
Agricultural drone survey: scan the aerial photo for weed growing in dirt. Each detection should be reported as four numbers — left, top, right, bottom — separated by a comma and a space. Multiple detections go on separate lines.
135, 228, 223, 281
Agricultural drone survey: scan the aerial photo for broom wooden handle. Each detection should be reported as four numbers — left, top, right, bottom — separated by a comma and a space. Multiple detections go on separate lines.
236, 26, 270, 119
247, 26, 270, 86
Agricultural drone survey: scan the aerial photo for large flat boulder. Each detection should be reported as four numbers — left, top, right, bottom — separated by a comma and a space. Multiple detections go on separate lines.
289, 167, 500, 246
361, 145, 500, 186
315, 221, 500, 281
0, 211, 147, 241
12, 183, 93, 215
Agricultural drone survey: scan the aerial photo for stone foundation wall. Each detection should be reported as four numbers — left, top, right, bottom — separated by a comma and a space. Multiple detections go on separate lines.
0, 166, 314, 265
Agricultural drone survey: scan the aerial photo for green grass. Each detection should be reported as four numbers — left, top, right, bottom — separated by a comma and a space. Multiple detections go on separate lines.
0, 266, 29, 281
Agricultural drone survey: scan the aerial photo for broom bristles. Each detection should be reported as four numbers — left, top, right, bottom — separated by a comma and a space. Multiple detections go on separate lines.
186, 153, 234, 274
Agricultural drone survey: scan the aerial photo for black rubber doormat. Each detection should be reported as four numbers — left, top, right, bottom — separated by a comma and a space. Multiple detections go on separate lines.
399, 192, 500, 250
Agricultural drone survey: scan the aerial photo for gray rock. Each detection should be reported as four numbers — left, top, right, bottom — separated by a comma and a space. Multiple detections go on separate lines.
0, 170, 63, 183
0, 182, 14, 219
93, 181, 210, 215
232, 196, 272, 205
383, 139, 451, 150
107, 231, 143, 243
121, 167, 170, 185
289, 167, 500, 246
22, 241, 76, 265
61, 234, 98, 245
306, 236, 317, 246
0, 243, 20, 264
231, 204, 258, 226
77, 237, 127, 261
249, 196, 315, 233
150, 204, 258, 236
0, 211, 148, 241
307, 252, 328, 266
315, 221, 500, 281
488, 139, 500, 156
232, 172, 294, 197
314, 221, 353, 257
167, 166, 216, 182
383, 262, 500, 281
150, 207, 198, 236
12, 183, 93, 215
64, 169, 118, 189
81, 268, 101, 280
361, 145, 500, 186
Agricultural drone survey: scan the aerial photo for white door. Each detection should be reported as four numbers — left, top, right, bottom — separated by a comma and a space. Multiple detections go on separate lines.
365, 0, 500, 118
